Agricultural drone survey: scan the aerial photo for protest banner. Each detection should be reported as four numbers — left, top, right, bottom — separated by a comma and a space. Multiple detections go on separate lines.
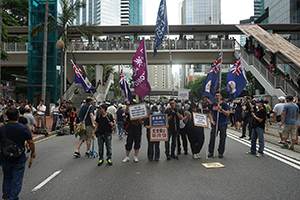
178, 91, 189, 100
193, 112, 209, 128
128, 103, 148, 121
150, 126, 168, 142
150, 114, 168, 127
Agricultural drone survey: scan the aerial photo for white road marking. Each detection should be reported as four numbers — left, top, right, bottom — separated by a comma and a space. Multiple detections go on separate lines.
31, 170, 62, 192
227, 132, 300, 171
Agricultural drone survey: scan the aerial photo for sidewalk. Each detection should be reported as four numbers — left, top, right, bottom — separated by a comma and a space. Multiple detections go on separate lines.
33, 116, 55, 140
228, 122, 300, 153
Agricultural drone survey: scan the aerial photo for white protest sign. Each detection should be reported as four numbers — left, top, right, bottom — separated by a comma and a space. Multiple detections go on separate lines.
193, 112, 209, 128
178, 91, 189, 100
128, 103, 148, 121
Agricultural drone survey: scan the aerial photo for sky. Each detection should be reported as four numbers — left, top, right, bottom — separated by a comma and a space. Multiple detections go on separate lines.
143, 0, 254, 25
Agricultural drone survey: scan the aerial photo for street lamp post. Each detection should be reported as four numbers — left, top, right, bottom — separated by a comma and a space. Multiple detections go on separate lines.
56, 40, 65, 103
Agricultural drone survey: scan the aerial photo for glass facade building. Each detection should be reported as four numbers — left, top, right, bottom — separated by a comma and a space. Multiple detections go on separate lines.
121, 0, 143, 25
75, 0, 120, 25
181, 0, 221, 25
28, 0, 61, 104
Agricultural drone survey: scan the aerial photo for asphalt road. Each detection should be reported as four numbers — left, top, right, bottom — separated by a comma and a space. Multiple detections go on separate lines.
1, 127, 300, 200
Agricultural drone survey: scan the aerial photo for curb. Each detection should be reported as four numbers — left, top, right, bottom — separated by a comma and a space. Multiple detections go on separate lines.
33, 131, 57, 142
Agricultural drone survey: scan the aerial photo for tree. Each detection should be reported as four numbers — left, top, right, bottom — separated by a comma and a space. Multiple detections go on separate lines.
41, 0, 49, 102
3, 0, 28, 26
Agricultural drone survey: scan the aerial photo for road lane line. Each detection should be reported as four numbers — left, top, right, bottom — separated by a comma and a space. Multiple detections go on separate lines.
35, 134, 57, 144
227, 132, 300, 171
31, 170, 62, 192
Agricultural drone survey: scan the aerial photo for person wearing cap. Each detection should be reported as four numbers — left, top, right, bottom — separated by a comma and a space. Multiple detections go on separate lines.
279, 94, 299, 150
36, 100, 46, 130
246, 99, 266, 157
107, 102, 117, 133
184, 103, 205, 159
115, 104, 125, 139
92, 104, 114, 166
208, 93, 230, 158
272, 96, 286, 144
17, 100, 24, 109
144, 106, 161, 161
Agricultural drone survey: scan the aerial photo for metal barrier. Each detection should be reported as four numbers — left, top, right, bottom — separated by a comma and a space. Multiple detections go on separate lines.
2, 42, 28, 51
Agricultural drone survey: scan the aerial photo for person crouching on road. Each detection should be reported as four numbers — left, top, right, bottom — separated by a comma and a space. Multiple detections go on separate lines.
122, 100, 144, 163
184, 103, 205, 159
208, 93, 230, 158
92, 105, 114, 166
246, 99, 266, 157
144, 105, 161, 161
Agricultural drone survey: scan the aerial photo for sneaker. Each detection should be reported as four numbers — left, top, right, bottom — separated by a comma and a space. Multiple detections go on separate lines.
107, 159, 113, 165
171, 154, 178, 159
85, 151, 90, 157
166, 154, 171, 160
184, 151, 188, 155
208, 153, 213, 158
218, 154, 223, 158
281, 144, 289, 148
98, 159, 104, 166
278, 140, 284, 144
239, 135, 246, 138
74, 151, 80, 158
256, 153, 263, 158
122, 157, 130, 163
197, 153, 201, 159
134, 156, 139, 163
193, 154, 199, 159
290, 146, 295, 151
287, 139, 291, 144
246, 151, 256, 155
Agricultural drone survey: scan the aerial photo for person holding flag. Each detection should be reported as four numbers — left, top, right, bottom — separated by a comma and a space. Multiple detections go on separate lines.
208, 93, 230, 158
119, 67, 133, 105
201, 53, 222, 102
226, 55, 247, 100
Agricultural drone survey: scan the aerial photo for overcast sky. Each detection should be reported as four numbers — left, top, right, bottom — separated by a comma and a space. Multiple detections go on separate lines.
143, 0, 254, 25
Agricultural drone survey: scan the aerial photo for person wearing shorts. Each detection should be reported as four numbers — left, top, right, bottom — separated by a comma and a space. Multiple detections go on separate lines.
74, 97, 95, 158
273, 96, 286, 144
279, 94, 299, 151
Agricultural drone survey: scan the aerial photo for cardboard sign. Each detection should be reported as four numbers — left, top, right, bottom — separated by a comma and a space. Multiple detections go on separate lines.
128, 103, 148, 121
178, 91, 189, 100
150, 127, 168, 142
150, 114, 168, 127
202, 162, 225, 169
193, 112, 209, 128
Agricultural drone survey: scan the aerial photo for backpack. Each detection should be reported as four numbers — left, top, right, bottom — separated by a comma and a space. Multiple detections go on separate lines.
0, 126, 23, 163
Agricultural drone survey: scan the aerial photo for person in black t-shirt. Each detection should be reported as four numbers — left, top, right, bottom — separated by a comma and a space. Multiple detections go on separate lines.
246, 99, 266, 157
202, 97, 211, 115
241, 95, 256, 139
92, 105, 114, 166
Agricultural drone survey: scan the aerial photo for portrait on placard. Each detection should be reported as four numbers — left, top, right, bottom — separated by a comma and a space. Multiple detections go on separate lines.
193, 112, 209, 128
150, 127, 168, 142
128, 103, 148, 121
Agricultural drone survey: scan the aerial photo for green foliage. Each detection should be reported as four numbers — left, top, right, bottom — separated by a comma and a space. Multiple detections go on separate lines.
3, 0, 29, 26
87, 66, 95, 77
1, 24, 10, 61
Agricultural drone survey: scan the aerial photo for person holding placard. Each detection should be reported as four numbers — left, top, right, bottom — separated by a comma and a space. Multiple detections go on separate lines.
208, 93, 230, 158
144, 106, 161, 161
164, 100, 183, 160
122, 101, 144, 163
184, 103, 205, 159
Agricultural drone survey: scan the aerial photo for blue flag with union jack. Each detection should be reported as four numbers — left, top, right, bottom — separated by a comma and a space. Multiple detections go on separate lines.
71, 59, 97, 93
201, 53, 222, 102
119, 67, 133, 105
226, 54, 248, 100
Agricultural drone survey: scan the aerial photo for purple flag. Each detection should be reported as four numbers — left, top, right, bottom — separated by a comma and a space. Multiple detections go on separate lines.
132, 38, 151, 98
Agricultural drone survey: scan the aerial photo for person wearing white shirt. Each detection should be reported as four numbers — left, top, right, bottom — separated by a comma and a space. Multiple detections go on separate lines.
0, 100, 7, 113
24, 105, 37, 132
272, 96, 286, 144
36, 100, 47, 129
51, 103, 60, 131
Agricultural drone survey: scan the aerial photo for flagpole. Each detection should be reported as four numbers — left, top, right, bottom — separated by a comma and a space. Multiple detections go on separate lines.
168, 32, 174, 98
213, 39, 223, 158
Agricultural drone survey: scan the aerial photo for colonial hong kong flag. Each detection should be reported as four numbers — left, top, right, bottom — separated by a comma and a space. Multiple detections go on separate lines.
71, 59, 96, 93
226, 54, 248, 100
132, 37, 151, 99
153, 0, 168, 57
119, 67, 133, 105
201, 53, 222, 102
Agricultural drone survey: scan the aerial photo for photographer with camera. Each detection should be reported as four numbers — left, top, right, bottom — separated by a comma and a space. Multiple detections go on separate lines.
164, 100, 183, 160
240, 95, 256, 140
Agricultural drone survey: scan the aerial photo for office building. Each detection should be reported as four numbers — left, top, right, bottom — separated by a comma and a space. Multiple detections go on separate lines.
121, 0, 143, 25
147, 65, 172, 90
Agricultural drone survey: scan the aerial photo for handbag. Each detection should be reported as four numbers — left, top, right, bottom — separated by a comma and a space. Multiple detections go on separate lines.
74, 105, 92, 138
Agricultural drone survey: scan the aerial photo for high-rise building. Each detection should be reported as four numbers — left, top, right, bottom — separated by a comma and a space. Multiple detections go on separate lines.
75, 0, 120, 25
121, 0, 143, 25
264, 0, 298, 24
239, 16, 255, 46
181, 0, 221, 25
254, 0, 267, 22
147, 65, 172, 90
